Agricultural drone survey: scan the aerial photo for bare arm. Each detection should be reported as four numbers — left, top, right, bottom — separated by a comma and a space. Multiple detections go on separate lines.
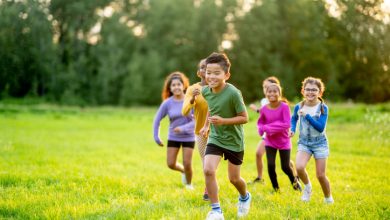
199, 111, 210, 137
208, 111, 248, 126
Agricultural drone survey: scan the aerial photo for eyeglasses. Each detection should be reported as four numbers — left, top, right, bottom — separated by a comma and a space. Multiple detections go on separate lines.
304, 88, 319, 92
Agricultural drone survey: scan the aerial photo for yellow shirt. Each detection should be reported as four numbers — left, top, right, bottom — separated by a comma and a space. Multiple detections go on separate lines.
182, 83, 209, 135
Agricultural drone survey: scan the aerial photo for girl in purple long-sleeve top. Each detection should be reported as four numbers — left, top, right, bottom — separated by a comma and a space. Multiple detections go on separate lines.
257, 83, 301, 192
153, 72, 195, 189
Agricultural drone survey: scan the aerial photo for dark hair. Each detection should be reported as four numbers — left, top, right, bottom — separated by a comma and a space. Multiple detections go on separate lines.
300, 77, 326, 113
205, 52, 231, 73
161, 72, 189, 101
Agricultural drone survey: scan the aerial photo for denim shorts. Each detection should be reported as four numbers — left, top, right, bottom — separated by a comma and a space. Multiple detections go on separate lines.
297, 136, 329, 159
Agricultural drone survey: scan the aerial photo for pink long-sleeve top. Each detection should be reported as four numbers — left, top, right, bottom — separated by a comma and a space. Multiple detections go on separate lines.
257, 102, 291, 150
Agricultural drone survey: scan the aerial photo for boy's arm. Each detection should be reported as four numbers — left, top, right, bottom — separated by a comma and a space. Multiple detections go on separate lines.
208, 111, 248, 125
208, 88, 248, 125
182, 86, 194, 116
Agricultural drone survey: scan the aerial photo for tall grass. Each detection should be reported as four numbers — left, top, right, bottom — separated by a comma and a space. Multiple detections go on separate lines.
0, 103, 389, 219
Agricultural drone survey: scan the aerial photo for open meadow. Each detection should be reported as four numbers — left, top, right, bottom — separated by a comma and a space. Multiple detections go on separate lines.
0, 103, 389, 219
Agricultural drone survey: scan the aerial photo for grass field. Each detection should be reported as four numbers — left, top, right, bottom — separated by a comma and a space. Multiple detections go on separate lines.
0, 103, 389, 219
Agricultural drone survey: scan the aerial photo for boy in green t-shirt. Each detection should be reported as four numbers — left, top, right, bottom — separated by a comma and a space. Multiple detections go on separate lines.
200, 52, 251, 220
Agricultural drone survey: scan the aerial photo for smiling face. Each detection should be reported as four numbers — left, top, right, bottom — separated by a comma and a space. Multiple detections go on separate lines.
303, 83, 321, 102
205, 63, 230, 92
170, 78, 184, 97
265, 84, 281, 103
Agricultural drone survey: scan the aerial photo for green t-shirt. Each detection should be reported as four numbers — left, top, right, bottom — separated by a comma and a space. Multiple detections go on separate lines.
202, 83, 247, 152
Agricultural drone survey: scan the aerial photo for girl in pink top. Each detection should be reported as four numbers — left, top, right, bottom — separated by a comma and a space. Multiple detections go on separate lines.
257, 83, 301, 192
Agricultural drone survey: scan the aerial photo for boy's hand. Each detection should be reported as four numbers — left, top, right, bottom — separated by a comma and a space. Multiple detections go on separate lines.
288, 131, 295, 138
208, 115, 224, 125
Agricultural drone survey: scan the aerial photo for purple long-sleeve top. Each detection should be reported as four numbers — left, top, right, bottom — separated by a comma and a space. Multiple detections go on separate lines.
257, 102, 291, 150
153, 97, 195, 145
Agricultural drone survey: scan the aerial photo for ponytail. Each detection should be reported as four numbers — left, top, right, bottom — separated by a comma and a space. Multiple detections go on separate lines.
318, 97, 325, 114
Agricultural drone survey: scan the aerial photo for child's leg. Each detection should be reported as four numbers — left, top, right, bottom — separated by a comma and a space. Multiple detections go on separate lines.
315, 158, 331, 197
255, 140, 266, 179
228, 161, 247, 196
196, 135, 207, 164
167, 147, 184, 173
265, 146, 279, 190
196, 135, 208, 197
182, 147, 194, 184
204, 154, 222, 204
295, 151, 311, 184
279, 149, 295, 183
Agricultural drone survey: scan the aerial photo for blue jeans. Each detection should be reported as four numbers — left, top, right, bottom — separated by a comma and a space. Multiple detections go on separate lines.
297, 135, 329, 159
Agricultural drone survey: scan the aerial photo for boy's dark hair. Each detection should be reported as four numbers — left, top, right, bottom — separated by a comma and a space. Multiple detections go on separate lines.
205, 52, 231, 73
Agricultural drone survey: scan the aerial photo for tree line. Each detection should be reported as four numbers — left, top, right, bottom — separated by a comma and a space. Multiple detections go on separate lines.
0, 0, 389, 105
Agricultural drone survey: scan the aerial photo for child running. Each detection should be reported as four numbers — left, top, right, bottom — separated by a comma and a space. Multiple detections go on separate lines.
257, 83, 302, 192
182, 58, 210, 200
200, 52, 251, 220
249, 76, 297, 184
290, 77, 334, 204
153, 72, 195, 189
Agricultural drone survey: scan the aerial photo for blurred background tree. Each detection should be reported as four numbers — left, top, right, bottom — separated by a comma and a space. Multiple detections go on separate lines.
0, 0, 389, 105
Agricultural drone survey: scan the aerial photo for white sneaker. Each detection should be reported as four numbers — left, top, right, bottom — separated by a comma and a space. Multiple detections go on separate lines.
206, 211, 224, 220
301, 187, 312, 202
185, 184, 194, 190
181, 173, 187, 185
237, 192, 251, 218
324, 196, 334, 204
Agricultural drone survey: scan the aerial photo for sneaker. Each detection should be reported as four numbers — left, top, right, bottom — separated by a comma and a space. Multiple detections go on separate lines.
206, 211, 224, 220
181, 173, 187, 185
248, 177, 264, 185
185, 184, 194, 190
292, 177, 302, 191
324, 196, 334, 204
237, 192, 251, 218
301, 187, 312, 202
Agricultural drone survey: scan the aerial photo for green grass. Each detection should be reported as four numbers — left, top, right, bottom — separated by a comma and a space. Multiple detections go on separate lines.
0, 103, 389, 219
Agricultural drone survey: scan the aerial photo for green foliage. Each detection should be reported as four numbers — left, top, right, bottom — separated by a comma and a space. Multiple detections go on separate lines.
0, 0, 389, 105
0, 1, 56, 98
0, 103, 389, 219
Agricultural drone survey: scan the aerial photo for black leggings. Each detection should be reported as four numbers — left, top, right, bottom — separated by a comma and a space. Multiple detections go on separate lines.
265, 146, 295, 190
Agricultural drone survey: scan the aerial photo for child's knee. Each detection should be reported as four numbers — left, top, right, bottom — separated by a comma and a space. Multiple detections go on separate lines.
167, 161, 176, 169
296, 164, 305, 172
183, 161, 192, 170
204, 167, 216, 177
316, 172, 326, 180
229, 176, 241, 185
